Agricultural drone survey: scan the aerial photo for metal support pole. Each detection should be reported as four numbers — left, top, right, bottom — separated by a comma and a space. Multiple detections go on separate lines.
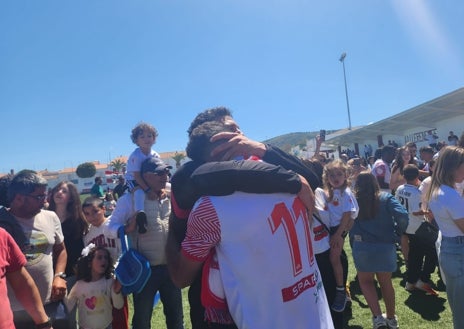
339, 52, 352, 130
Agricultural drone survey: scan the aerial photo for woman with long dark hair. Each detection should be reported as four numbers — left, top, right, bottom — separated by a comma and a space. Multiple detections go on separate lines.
350, 172, 408, 329
389, 146, 414, 193
48, 181, 88, 281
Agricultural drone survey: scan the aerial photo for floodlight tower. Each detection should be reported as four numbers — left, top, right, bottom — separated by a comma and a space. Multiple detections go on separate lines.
339, 52, 352, 130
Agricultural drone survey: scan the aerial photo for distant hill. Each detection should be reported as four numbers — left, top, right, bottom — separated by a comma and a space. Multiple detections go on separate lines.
262, 130, 335, 151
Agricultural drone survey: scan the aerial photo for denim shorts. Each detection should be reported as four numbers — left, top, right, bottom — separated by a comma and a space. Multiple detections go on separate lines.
352, 241, 397, 272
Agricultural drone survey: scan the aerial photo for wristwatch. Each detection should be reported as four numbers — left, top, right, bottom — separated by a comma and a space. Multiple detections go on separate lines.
35, 317, 52, 329
54, 272, 66, 279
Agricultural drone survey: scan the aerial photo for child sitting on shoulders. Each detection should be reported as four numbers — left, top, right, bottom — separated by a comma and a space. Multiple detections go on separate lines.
125, 122, 160, 234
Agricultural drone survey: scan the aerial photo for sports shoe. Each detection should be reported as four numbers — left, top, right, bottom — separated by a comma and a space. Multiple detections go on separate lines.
372, 315, 387, 329
404, 281, 415, 292
136, 211, 148, 234
383, 314, 398, 329
331, 289, 347, 312
415, 279, 439, 296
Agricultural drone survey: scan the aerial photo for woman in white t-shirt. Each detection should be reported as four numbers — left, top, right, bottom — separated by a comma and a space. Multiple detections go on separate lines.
427, 146, 464, 329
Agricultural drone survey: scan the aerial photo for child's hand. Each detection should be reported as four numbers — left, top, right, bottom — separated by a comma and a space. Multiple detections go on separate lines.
424, 209, 435, 222
330, 234, 343, 249
113, 278, 122, 294
146, 189, 158, 200
124, 215, 137, 233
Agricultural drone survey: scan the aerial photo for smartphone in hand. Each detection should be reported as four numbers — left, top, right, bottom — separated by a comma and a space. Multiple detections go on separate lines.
319, 129, 326, 141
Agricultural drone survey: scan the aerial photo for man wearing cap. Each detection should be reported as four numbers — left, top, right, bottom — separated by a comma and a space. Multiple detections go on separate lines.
108, 158, 183, 329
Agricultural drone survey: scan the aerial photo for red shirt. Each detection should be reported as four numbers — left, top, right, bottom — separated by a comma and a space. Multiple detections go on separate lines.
0, 228, 27, 329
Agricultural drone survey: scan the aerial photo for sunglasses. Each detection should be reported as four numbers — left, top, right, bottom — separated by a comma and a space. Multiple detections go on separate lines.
146, 170, 169, 176
25, 194, 48, 202
154, 171, 169, 176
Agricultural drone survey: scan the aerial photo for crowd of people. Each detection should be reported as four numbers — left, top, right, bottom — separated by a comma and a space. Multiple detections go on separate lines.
0, 108, 464, 329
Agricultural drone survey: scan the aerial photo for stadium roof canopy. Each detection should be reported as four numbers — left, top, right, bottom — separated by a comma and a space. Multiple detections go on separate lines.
324, 87, 464, 148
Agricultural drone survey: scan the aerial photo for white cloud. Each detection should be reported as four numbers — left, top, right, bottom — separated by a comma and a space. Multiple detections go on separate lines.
391, 0, 462, 75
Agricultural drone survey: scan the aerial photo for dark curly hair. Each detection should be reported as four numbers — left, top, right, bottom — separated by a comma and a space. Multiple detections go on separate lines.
187, 107, 232, 136
130, 122, 158, 144
186, 121, 237, 162
75, 245, 114, 282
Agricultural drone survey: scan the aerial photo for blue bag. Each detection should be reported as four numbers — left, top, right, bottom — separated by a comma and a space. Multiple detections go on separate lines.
115, 226, 151, 295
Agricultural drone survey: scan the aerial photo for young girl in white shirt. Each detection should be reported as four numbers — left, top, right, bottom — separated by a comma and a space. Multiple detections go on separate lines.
66, 245, 124, 329
316, 159, 359, 313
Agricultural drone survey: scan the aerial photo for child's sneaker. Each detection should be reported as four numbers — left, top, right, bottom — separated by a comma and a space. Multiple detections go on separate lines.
331, 289, 347, 312
404, 281, 415, 292
372, 315, 387, 329
415, 279, 439, 296
383, 314, 398, 329
136, 211, 148, 234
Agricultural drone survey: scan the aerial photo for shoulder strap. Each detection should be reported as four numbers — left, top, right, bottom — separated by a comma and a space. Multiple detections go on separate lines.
118, 226, 129, 253
313, 211, 330, 233
0, 206, 27, 249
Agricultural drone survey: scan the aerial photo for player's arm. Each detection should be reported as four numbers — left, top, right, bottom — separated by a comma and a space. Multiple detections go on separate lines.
192, 160, 314, 215
169, 250, 204, 288
169, 197, 218, 288
209, 132, 321, 190
166, 211, 188, 278
190, 159, 302, 196
262, 144, 321, 190
168, 159, 305, 246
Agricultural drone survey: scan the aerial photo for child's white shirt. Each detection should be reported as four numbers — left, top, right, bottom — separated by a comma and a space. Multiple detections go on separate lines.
84, 219, 122, 266
316, 187, 359, 228
65, 277, 123, 329
125, 148, 160, 181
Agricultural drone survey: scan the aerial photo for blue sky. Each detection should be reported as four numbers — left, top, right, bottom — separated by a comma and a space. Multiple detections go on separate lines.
1, 1, 463, 173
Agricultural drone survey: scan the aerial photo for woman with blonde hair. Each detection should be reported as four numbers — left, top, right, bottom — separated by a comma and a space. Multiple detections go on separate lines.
427, 146, 464, 329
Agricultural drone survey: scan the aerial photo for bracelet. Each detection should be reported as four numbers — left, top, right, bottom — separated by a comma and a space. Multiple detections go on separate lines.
54, 272, 66, 279
144, 187, 151, 193
36, 317, 52, 329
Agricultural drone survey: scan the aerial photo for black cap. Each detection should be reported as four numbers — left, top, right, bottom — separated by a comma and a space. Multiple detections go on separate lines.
141, 158, 172, 174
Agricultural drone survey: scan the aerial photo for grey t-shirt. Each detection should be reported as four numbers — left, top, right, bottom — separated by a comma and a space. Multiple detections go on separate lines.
8, 210, 64, 311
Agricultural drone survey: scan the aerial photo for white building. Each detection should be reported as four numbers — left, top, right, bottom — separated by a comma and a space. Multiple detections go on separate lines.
41, 151, 188, 194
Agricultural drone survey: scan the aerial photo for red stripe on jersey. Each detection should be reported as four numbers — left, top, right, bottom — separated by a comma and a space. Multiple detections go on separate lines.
182, 197, 221, 260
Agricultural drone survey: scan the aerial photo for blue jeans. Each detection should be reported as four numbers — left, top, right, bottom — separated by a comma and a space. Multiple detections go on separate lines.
132, 265, 184, 329
439, 236, 464, 329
